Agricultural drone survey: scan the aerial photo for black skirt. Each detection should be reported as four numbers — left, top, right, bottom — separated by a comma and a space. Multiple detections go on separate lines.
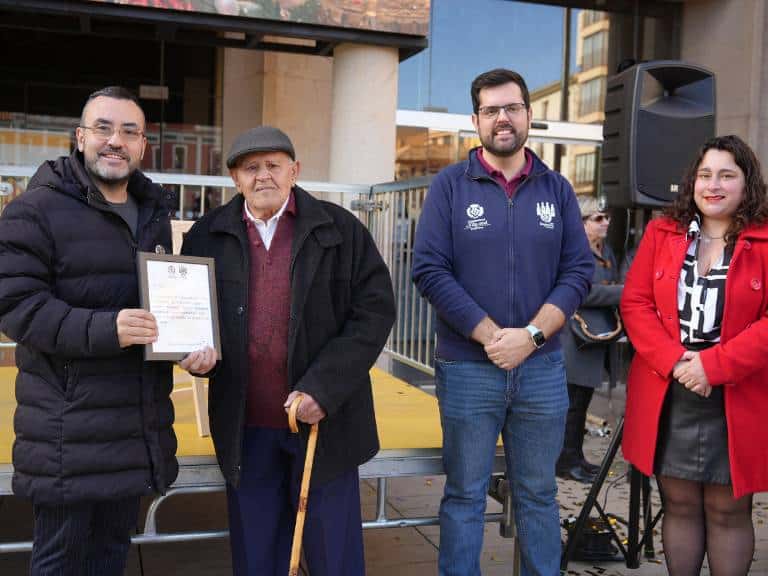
654, 379, 731, 484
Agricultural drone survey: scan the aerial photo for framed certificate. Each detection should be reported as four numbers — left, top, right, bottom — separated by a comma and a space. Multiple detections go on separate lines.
137, 252, 222, 361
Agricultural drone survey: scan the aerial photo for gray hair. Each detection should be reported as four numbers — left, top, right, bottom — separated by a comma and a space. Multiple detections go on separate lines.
577, 195, 601, 218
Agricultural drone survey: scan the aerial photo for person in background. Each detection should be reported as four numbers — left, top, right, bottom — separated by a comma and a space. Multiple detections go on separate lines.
557, 196, 623, 483
621, 135, 768, 575
619, 245, 636, 282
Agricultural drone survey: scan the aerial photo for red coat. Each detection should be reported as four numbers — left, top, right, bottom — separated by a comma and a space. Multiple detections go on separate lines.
621, 217, 768, 498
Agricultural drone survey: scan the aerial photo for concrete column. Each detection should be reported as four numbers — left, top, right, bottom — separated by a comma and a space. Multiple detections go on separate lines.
261, 52, 333, 182
221, 48, 265, 177
681, 0, 767, 161
329, 44, 398, 188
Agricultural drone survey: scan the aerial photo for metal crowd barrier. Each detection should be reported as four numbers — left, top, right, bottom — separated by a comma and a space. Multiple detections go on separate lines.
0, 167, 439, 375
0, 453, 510, 553
355, 177, 436, 375
0, 165, 369, 222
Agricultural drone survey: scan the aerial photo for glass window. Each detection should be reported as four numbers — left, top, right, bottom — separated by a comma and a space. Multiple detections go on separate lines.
458, 132, 480, 162
582, 31, 607, 70
395, 127, 461, 179
574, 152, 597, 185
579, 77, 606, 117
396, 126, 429, 180
173, 145, 188, 172
398, 1, 679, 176
0, 30, 222, 176
582, 10, 607, 27
567, 146, 600, 194
398, 0, 569, 114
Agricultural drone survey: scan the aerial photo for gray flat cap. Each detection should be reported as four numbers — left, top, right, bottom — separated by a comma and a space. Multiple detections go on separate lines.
226, 126, 296, 168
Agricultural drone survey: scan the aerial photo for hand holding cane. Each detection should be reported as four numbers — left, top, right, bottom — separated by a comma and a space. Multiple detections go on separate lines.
288, 393, 319, 576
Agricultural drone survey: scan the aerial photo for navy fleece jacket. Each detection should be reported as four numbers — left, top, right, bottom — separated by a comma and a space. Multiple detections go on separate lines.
412, 147, 594, 362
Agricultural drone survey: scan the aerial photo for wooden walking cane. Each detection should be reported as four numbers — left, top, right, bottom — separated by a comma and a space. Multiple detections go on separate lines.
288, 394, 319, 576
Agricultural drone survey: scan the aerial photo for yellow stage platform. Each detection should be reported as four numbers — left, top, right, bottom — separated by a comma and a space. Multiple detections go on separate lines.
0, 363, 511, 559
0, 366, 16, 465
1, 366, 443, 466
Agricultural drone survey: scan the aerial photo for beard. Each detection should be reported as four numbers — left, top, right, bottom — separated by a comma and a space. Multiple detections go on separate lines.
84, 146, 137, 186
479, 123, 528, 157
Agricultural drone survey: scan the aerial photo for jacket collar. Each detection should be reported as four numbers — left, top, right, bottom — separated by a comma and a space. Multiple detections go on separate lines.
68, 150, 160, 206
653, 215, 768, 241
740, 223, 768, 240
465, 146, 548, 181
653, 216, 684, 234
292, 185, 338, 248
209, 192, 247, 236
208, 185, 337, 245
28, 151, 167, 216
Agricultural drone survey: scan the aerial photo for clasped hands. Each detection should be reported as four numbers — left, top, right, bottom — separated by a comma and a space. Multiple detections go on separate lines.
672, 350, 711, 397
484, 328, 535, 371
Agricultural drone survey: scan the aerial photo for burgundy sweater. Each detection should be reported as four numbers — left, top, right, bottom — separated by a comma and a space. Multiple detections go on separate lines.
243, 194, 295, 428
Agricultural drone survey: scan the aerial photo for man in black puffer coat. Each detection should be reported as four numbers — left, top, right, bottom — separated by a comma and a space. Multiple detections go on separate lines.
0, 87, 210, 576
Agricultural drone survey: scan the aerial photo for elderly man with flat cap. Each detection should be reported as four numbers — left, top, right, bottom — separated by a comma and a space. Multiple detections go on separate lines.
181, 126, 395, 575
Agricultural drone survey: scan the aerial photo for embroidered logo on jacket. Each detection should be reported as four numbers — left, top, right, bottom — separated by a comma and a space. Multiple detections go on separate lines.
536, 202, 556, 229
465, 203, 490, 231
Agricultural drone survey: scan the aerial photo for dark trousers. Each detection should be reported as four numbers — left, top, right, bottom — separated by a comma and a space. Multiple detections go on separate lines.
557, 382, 595, 469
226, 427, 365, 576
30, 496, 140, 576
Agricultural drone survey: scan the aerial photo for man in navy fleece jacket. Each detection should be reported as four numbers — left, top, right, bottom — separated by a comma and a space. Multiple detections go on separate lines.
412, 68, 593, 576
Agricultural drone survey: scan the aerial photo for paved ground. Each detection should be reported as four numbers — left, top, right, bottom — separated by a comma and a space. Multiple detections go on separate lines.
1, 385, 767, 575
358, 385, 768, 575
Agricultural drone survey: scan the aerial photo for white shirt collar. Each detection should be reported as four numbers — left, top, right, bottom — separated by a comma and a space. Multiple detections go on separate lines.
687, 215, 701, 238
243, 194, 291, 225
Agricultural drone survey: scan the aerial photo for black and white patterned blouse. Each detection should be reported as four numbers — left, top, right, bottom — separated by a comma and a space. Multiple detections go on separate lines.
678, 219, 732, 345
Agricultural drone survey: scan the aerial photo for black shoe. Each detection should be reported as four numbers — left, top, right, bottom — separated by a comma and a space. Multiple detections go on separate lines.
556, 459, 577, 480
559, 464, 597, 484
580, 459, 601, 475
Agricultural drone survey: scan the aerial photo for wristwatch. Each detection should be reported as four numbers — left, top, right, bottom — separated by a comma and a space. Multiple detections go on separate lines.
525, 324, 546, 349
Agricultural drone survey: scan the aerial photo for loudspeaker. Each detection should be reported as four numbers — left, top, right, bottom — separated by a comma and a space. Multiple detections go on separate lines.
601, 61, 715, 207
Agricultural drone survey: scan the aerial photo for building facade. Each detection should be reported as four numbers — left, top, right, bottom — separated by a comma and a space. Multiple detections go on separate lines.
1, 0, 768, 217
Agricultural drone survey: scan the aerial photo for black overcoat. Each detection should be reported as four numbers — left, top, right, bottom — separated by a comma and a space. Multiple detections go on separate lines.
181, 188, 395, 486
561, 243, 623, 388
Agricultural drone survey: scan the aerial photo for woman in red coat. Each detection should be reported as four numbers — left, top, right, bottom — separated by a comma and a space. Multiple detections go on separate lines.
621, 135, 768, 576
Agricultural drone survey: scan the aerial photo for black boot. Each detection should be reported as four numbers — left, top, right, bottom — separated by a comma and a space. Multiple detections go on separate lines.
580, 459, 601, 475
561, 464, 597, 483
557, 415, 579, 474
557, 384, 596, 483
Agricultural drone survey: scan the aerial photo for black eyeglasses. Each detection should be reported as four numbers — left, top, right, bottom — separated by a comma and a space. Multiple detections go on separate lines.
585, 214, 610, 223
477, 102, 527, 119
80, 124, 144, 142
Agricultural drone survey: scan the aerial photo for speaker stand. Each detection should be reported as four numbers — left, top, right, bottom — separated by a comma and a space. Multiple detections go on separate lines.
560, 417, 664, 571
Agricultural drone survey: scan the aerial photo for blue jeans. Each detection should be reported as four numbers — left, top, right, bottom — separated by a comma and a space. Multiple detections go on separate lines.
435, 350, 569, 576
